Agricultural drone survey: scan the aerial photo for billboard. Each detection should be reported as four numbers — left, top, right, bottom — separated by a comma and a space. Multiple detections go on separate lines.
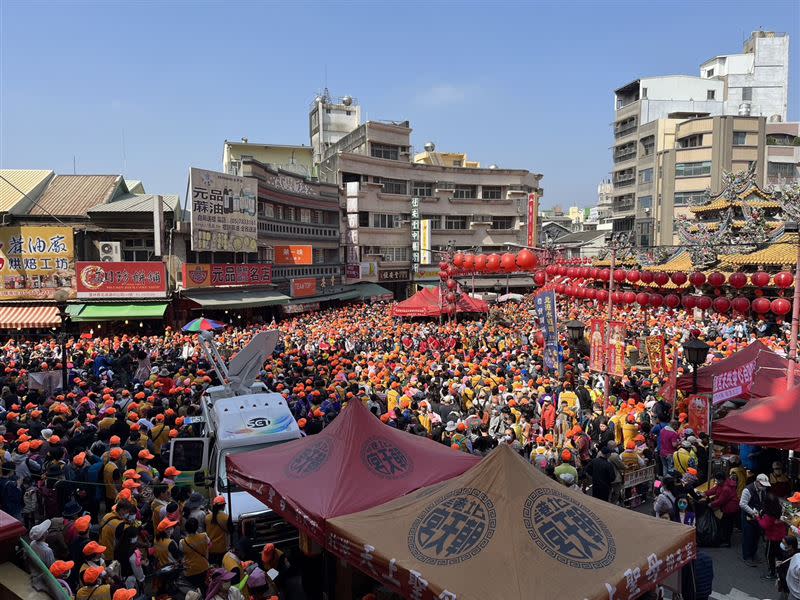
77, 262, 167, 298
182, 263, 272, 289
0, 226, 75, 300
274, 245, 313, 266
290, 278, 317, 298
527, 193, 538, 247
189, 167, 257, 253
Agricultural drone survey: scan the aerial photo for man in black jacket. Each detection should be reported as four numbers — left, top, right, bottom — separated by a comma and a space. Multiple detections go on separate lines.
585, 446, 617, 502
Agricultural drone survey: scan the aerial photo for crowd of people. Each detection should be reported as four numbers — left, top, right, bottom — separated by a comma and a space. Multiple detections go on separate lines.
0, 294, 799, 600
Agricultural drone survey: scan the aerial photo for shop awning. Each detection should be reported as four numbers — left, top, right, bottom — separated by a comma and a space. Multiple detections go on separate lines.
287, 289, 361, 305
0, 305, 60, 329
71, 303, 168, 321
352, 283, 393, 301
183, 289, 290, 309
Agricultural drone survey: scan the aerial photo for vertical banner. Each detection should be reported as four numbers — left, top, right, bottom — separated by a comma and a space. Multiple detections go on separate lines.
410, 197, 421, 274
687, 394, 711, 436
605, 321, 626, 378
534, 290, 559, 373
420, 219, 431, 265
588, 318, 606, 372
527, 192, 538, 247
645, 335, 667, 375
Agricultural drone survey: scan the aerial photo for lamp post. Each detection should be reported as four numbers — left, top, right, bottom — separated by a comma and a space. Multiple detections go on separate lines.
683, 336, 710, 394
600, 232, 632, 409
565, 320, 585, 346
53, 289, 71, 391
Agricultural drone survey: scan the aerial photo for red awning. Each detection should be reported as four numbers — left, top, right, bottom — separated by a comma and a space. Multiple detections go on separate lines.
0, 305, 60, 329
226, 399, 479, 544
392, 287, 489, 317
713, 384, 800, 451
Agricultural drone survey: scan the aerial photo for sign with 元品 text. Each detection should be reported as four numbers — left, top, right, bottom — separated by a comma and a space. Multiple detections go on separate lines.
182, 263, 272, 289
189, 167, 257, 253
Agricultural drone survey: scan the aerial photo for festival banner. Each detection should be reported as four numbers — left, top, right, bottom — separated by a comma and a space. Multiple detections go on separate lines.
188, 167, 257, 253
534, 290, 559, 373
77, 262, 167, 298
0, 226, 75, 300
588, 318, 606, 372
645, 335, 667, 375
605, 321, 626, 378
527, 193, 538, 247
712, 359, 757, 404
687, 394, 711, 436
274, 245, 312, 266
181, 263, 272, 289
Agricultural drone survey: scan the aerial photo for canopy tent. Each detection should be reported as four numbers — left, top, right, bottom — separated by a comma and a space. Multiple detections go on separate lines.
392, 287, 489, 318
226, 399, 478, 544
68, 303, 168, 322
670, 340, 788, 400
713, 384, 800, 451
328, 445, 695, 600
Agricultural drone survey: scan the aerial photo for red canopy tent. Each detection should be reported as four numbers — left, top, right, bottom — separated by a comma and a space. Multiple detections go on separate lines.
713, 384, 800, 451
391, 287, 489, 318
226, 399, 479, 544
670, 340, 788, 402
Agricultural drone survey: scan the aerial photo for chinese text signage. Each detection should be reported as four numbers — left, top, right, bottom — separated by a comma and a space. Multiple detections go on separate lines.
77, 262, 166, 298
712, 359, 757, 404
534, 290, 560, 374
606, 321, 626, 378
274, 245, 312, 266
182, 263, 272, 289
645, 335, 667, 375
189, 167, 257, 253
0, 226, 74, 300
687, 394, 711, 436
378, 269, 409, 282
527, 193, 538, 247
588, 318, 606, 372
410, 197, 421, 273
290, 278, 317, 298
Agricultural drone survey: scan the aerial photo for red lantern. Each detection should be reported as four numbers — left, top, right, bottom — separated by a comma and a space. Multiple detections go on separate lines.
639, 271, 654, 284
731, 296, 750, 314
439, 270, 449, 281
598, 269, 611, 282
651, 272, 668, 287
689, 272, 706, 288
445, 291, 456, 303
547, 264, 559, 276
612, 291, 624, 305
534, 331, 545, 346
649, 293, 664, 308
682, 295, 698, 310
626, 270, 641, 283
751, 271, 770, 288
486, 254, 501, 272
771, 298, 791, 316
712, 297, 731, 313
670, 272, 688, 286
472, 255, 486, 272
500, 253, 517, 273
564, 267, 575, 278
752, 297, 771, 313
446, 278, 457, 290
775, 271, 793, 289
707, 271, 725, 288
555, 284, 566, 295
635, 292, 649, 306
438, 261, 449, 271
462, 253, 475, 271
623, 291, 637, 305
696, 295, 712, 311
728, 272, 747, 289
516, 249, 537, 270
586, 288, 598, 300
665, 294, 681, 309
596, 289, 609, 302
453, 253, 465, 267
613, 270, 627, 283
533, 271, 546, 286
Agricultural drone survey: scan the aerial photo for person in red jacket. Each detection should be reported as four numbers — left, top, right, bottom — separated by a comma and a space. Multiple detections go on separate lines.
758, 493, 788, 580
706, 471, 740, 546
540, 398, 556, 432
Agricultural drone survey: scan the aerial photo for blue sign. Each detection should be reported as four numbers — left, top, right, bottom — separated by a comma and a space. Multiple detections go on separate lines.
535, 290, 561, 374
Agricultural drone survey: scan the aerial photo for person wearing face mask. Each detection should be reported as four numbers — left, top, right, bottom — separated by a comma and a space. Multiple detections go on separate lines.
758, 493, 788, 580
769, 461, 791, 498
206, 567, 244, 600
676, 496, 695, 526
98, 499, 136, 561
706, 471, 739, 547
114, 525, 146, 590
777, 536, 799, 599
740, 473, 771, 567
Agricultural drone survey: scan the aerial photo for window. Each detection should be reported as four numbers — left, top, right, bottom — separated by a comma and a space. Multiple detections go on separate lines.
678, 134, 703, 148
675, 161, 712, 177
445, 215, 469, 230
707, 89, 716, 100
642, 87, 648, 99
285, 206, 295, 221
733, 132, 747, 146
412, 181, 433, 197
706, 69, 714, 77
370, 143, 399, 160
768, 162, 797, 178
374, 177, 407, 195
491, 216, 514, 230
300, 208, 311, 223
674, 191, 706, 206
453, 185, 476, 199
312, 248, 325, 264
742, 87, 753, 101
638, 195, 653, 209
363, 246, 409, 262
640, 136, 655, 157
767, 134, 799, 146
358, 211, 370, 227
171, 440, 206, 472
422, 214, 441, 229
258, 246, 274, 263
639, 168, 653, 184
452, 160, 462, 167
371, 213, 405, 228
123, 238, 154, 262
482, 186, 502, 200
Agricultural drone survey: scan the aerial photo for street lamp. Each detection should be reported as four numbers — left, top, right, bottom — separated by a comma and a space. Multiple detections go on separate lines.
53, 289, 71, 391
565, 320, 585, 345
683, 336, 710, 394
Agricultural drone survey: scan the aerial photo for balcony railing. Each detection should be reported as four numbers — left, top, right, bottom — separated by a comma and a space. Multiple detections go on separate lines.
614, 151, 637, 163
613, 178, 635, 188
614, 124, 638, 139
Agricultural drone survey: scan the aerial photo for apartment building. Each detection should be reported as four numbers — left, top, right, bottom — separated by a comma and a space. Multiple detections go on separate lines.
766, 121, 800, 186
610, 31, 790, 242
313, 96, 542, 296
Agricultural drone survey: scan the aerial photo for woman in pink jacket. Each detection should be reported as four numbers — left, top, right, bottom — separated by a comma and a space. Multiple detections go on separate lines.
758, 493, 788, 580
706, 471, 740, 547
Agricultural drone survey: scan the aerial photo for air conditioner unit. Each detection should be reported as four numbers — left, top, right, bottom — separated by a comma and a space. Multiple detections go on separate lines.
96, 241, 121, 262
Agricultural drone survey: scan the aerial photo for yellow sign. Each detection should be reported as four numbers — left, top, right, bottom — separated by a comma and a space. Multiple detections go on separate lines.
420, 219, 431, 265
0, 226, 75, 300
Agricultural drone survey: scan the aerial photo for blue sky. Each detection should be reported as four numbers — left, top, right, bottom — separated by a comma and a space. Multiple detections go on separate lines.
1, 0, 798, 209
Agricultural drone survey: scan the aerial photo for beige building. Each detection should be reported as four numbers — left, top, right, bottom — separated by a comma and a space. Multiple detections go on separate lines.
766, 121, 800, 186
313, 100, 542, 295
223, 139, 314, 178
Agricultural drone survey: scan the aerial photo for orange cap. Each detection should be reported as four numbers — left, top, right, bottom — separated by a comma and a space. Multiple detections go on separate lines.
212, 495, 226, 506
123, 469, 141, 480
122, 479, 141, 490
109, 447, 124, 460
109, 436, 121, 446
73, 452, 86, 467
48, 435, 61, 445
164, 466, 181, 478
137, 449, 154, 461
561, 449, 572, 462
17, 442, 30, 454
82, 566, 105, 585
157, 518, 178, 532
49, 560, 74, 578
74, 515, 91, 533
83, 541, 107, 556
113, 590, 137, 600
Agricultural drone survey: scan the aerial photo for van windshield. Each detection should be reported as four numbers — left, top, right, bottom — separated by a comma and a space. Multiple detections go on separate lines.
218, 441, 287, 493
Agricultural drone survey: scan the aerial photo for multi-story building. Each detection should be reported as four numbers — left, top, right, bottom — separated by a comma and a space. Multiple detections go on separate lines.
766, 121, 800, 186
610, 31, 790, 242
223, 139, 314, 178
312, 96, 542, 296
